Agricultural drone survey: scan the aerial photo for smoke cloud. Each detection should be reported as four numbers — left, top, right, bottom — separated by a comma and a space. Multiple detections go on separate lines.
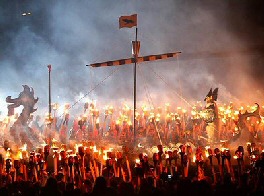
0, 0, 264, 118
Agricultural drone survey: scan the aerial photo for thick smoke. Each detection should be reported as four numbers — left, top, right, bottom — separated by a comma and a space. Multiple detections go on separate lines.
0, 0, 264, 118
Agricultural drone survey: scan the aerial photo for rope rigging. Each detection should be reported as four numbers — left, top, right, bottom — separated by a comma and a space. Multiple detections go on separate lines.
58, 67, 121, 118
148, 61, 192, 108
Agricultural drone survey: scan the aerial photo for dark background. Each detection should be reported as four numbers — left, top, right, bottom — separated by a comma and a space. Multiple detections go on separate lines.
0, 0, 264, 116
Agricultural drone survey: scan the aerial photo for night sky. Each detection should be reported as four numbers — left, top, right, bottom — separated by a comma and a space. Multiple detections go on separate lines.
0, 0, 264, 117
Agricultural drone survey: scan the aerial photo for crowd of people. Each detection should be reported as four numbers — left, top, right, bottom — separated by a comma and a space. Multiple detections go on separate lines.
0, 140, 263, 196
0, 101, 264, 195
1, 101, 263, 147
33, 101, 264, 148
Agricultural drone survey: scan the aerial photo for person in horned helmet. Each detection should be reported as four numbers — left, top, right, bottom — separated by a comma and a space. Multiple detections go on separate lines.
203, 88, 219, 145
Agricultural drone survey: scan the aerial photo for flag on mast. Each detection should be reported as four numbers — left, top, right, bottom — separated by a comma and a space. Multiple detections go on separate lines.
119, 14, 137, 28
86, 14, 182, 68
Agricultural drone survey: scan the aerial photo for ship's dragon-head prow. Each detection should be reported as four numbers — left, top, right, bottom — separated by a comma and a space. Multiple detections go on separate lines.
6, 85, 38, 120
239, 103, 261, 122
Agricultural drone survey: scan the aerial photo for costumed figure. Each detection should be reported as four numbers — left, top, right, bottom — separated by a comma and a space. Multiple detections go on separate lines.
236, 103, 261, 143
179, 144, 189, 177
6, 85, 39, 149
195, 146, 205, 181
235, 146, 245, 175
202, 88, 219, 145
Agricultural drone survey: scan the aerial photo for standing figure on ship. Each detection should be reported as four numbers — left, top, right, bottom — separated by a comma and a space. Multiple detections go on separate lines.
202, 88, 219, 145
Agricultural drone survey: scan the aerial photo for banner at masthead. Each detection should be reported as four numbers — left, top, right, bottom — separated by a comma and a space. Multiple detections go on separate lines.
119, 14, 137, 28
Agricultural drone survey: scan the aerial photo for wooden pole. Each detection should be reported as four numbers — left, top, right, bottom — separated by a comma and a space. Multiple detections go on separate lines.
133, 27, 138, 146
47, 65, 52, 124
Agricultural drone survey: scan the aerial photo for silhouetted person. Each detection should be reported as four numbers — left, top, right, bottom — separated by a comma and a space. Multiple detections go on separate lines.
90, 176, 108, 196
118, 181, 134, 196
40, 177, 62, 196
